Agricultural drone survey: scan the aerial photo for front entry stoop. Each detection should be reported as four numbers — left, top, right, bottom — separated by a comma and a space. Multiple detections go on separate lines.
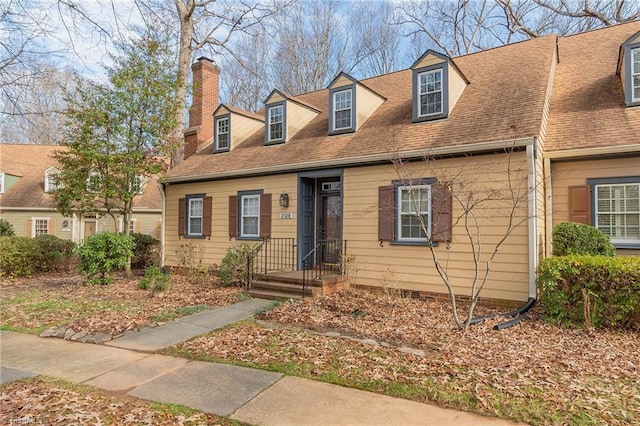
248, 270, 349, 301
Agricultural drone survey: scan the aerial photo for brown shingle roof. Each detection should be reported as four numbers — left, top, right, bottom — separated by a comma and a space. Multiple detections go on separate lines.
167, 34, 558, 180
0, 143, 162, 210
545, 21, 640, 152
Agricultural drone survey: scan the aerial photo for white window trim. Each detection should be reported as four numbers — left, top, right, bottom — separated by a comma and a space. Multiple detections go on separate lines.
332, 89, 353, 131
396, 184, 432, 242
268, 105, 284, 142
594, 183, 640, 245
632, 47, 640, 103
119, 217, 137, 234
0, 170, 4, 194
417, 69, 443, 117
131, 175, 144, 195
240, 194, 260, 238
216, 117, 230, 151
32, 217, 50, 237
187, 197, 204, 236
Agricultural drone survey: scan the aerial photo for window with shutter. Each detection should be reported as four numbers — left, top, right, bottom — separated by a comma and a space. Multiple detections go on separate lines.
182, 194, 209, 238
232, 190, 269, 240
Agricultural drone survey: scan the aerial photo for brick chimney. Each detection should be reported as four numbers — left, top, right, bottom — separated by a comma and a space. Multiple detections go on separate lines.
184, 57, 220, 160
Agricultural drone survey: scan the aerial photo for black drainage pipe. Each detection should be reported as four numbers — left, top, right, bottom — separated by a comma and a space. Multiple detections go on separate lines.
466, 297, 537, 329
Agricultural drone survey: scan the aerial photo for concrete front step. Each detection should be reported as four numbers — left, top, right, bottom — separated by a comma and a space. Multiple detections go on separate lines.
248, 289, 306, 301
251, 280, 318, 296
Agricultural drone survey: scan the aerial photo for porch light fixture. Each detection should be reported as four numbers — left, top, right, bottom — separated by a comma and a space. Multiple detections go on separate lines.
279, 192, 289, 207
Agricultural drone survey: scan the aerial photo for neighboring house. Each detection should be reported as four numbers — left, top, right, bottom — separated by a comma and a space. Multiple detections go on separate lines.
0, 144, 163, 242
162, 23, 640, 303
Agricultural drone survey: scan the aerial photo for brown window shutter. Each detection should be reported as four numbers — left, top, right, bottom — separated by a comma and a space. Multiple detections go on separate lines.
25, 219, 32, 237
378, 186, 394, 241
203, 196, 212, 237
154, 220, 162, 240
229, 195, 238, 238
568, 185, 591, 225
432, 182, 452, 242
134, 220, 141, 233
178, 198, 185, 236
260, 193, 272, 238
49, 219, 56, 236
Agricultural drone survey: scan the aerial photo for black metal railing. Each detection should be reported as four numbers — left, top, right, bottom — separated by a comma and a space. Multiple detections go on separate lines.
301, 238, 347, 298
245, 237, 296, 291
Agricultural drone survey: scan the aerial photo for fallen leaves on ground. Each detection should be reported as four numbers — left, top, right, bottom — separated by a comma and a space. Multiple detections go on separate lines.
172, 289, 640, 425
0, 271, 243, 337
0, 377, 232, 425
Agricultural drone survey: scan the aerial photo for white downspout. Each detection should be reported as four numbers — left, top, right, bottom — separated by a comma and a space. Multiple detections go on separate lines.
159, 182, 166, 267
527, 142, 538, 299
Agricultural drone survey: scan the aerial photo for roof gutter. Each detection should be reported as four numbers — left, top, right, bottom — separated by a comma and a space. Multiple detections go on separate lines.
546, 144, 640, 159
159, 181, 167, 267
165, 137, 535, 184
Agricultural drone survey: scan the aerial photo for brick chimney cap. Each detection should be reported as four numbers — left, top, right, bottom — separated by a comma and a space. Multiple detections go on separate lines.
196, 56, 214, 63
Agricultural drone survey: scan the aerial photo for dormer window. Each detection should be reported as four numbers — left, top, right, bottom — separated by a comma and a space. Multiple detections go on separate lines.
0, 170, 4, 194
267, 104, 284, 143
334, 89, 352, 130
633, 47, 640, 102
130, 175, 144, 195
418, 69, 443, 116
45, 167, 60, 193
215, 116, 230, 152
620, 32, 640, 107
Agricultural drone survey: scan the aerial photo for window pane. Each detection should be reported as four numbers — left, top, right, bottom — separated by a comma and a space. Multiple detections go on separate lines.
270, 106, 283, 123
189, 218, 202, 234
243, 217, 258, 235
270, 123, 283, 140
335, 110, 351, 129
34, 219, 48, 236
633, 48, 640, 73
634, 75, 640, 100
243, 197, 259, 215
190, 199, 203, 216
595, 183, 640, 242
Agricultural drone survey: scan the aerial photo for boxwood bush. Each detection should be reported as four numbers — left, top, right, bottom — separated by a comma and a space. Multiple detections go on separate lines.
538, 255, 640, 330
130, 233, 160, 269
0, 236, 42, 277
552, 222, 615, 256
34, 234, 76, 272
76, 232, 134, 285
218, 242, 256, 287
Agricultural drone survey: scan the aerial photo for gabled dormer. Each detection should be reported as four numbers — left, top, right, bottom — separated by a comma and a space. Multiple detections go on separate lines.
618, 30, 640, 107
263, 89, 321, 145
212, 104, 264, 153
44, 166, 60, 193
327, 72, 385, 135
411, 50, 469, 122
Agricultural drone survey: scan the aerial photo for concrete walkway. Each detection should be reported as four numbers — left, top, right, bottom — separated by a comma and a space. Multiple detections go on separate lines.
1, 300, 525, 426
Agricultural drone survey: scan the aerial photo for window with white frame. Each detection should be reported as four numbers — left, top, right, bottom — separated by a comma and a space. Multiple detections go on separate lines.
45, 168, 60, 193
216, 117, 229, 151
633, 47, 640, 102
33, 218, 49, 237
418, 69, 443, 117
595, 182, 640, 244
241, 194, 260, 237
130, 175, 144, 195
188, 197, 203, 236
333, 89, 352, 130
397, 184, 431, 241
119, 218, 136, 234
268, 105, 284, 142
0, 170, 4, 194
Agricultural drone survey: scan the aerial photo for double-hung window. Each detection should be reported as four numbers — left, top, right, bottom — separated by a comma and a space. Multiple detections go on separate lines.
241, 194, 260, 238
45, 168, 60, 193
333, 89, 352, 131
418, 69, 443, 117
216, 117, 229, 151
268, 105, 284, 142
397, 184, 431, 241
633, 47, 640, 103
188, 197, 203, 236
33, 218, 49, 237
594, 182, 640, 245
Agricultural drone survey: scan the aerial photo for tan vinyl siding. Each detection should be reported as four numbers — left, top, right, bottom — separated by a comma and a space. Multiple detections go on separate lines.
330, 75, 352, 87
265, 92, 284, 103
414, 54, 444, 69
345, 152, 531, 302
447, 64, 467, 114
355, 84, 384, 131
551, 156, 640, 255
165, 175, 297, 266
230, 113, 262, 150
215, 105, 230, 116
286, 102, 318, 142
0, 210, 73, 240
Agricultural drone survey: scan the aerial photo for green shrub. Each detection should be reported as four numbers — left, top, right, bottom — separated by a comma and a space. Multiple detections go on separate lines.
538, 255, 640, 329
0, 236, 42, 277
76, 232, 134, 285
138, 265, 169, 296
0, 219, 15, 236
34, 234, 76, 272
552, 222, 615, 256
218, 243, 256, 287
131, 233, 160, 269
